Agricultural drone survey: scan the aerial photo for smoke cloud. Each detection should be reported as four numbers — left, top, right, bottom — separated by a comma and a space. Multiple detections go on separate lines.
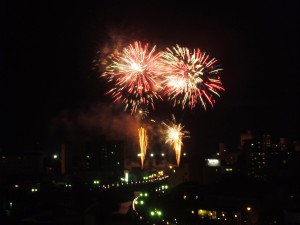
50, 102, 140, 146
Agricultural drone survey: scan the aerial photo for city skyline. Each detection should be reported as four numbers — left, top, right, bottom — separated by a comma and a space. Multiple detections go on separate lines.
1, 1, 300, 154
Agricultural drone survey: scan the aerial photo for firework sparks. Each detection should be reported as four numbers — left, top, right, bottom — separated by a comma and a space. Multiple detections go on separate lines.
136, 107, 149, 120
102, 41, 165, 113
138, 126, 148, 169
162, 115, 189, 166
160, 44, 225, 110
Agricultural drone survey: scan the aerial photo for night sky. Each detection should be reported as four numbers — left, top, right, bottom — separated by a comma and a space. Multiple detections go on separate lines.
1, 1, 300, 154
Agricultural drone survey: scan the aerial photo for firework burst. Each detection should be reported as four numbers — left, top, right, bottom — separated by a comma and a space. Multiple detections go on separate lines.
160, 44, 225, 110
136, 107, 149, 120
162, 115, 190, 166
102, 41, 165, 114
138, 126, 148, 169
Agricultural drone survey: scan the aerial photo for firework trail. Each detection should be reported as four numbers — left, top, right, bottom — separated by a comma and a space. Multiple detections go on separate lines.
138, 126, 148, 169
136, 106, 149, 169
160, 44, 225, 110
162, 115, 189, 166
101, 41, 165, 114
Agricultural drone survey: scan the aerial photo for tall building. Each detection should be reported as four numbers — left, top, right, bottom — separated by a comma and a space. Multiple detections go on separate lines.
243, 139, 269, 179
218, 143, 239, 171
241, 134, 296, 181
84, 139, 124, 181
43, 142, 74, 176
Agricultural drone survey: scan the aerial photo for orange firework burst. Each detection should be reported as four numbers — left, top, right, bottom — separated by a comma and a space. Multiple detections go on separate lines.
162, 115, 190, 166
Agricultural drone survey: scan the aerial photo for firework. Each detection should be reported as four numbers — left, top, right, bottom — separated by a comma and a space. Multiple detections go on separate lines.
136, 107, 149, 120
138, 126, 148, 169
160, 44, 225, 110
102, 41, 165, 114
162, 115, 189, 166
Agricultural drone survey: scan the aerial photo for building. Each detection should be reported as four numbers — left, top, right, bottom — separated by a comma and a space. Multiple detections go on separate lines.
83, 139, 124, 182
240, 134, 297, 181
0, 151, 44, 183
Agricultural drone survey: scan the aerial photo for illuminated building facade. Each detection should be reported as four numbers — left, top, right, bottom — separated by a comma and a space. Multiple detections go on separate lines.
241, 134, 296, 180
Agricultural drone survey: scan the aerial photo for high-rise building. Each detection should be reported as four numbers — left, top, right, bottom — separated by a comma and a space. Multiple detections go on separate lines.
84, 139, 124, 181
241, 134, 296, 180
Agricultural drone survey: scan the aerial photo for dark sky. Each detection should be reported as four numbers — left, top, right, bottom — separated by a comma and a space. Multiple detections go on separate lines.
1, 0, 300, 153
